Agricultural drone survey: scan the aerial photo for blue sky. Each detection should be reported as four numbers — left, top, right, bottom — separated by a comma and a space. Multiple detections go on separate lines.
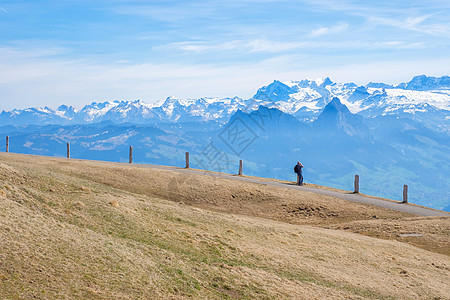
1, 0, 450, 110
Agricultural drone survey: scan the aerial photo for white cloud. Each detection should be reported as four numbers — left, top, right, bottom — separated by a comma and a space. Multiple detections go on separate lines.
310, 22, 349, 37
157, 40, 244, 52
360, 41, 427, 50
113, 4, 213, 22
1, 44, 450, 111
0, 49, 283, 109
304, 1, 450, 37
156, 39, 309, 54
368, 14, 450, 36
246, 39, 309, 53
162, 39, 429, 53
311, 58, 450, 86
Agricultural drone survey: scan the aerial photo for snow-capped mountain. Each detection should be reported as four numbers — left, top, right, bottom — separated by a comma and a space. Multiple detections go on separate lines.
252, 75, 450, 118
151, 96, 247, 123
1, 75, 449, 131
0, 97, 249, 126
313, 97, 371, 139
1, 77, 449, 211
250, 75, 450, 132
397, 75, 450, 90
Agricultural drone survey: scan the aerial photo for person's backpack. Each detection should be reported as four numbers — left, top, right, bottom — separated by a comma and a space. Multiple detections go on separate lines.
294, 165, 298, 173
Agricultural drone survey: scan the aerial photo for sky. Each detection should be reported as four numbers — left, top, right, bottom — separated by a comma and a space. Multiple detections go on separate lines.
1, 0, 450, 110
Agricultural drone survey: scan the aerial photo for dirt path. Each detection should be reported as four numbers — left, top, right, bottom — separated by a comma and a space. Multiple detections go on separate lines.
146, 164, 449, 217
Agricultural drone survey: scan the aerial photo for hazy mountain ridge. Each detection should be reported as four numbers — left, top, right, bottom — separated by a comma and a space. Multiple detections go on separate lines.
0, 75, 449, 210
2, 96, 449, 211
1, 75, 449, 132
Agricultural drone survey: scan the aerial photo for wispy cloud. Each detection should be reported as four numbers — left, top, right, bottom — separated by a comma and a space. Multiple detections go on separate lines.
3, 45, 450, 110
1, 1, 450, 110
310, 22, 349, 37
246, 39, 309, 53
158, 38, 429, 55
311, 40, 429, 50
0, 44, 70, 60
305, 0, 450, 36
156, 40, 242, 52
112, 3, 217, 23
368, 14, 450, 36
376, 41, 427, 49
156, 39, 309, 54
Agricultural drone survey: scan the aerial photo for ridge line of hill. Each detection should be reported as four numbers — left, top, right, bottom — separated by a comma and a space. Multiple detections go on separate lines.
2, 152, 448, 216
138, 163, 449, 217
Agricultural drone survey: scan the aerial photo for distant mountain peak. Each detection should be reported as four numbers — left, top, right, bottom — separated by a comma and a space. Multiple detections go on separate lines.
328, 96, 345, 107
314, 97, 370, 138
252, 80, 294, 102
1, 75, 449, 129
397, 75, 450, 90
315, 77, 333, 87
227, 105, 304, 133
366, 82, 394, 89
321, 97, 352, 116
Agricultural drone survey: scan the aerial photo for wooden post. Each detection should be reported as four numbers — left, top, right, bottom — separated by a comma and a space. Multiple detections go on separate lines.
67, 143, 70, 158
6, 136, 9, 153
238, 160, 243, 175
354, 175, 359, 193
129, 146, 133, 163
185, 152, 189, 168
402, 185, 408, 203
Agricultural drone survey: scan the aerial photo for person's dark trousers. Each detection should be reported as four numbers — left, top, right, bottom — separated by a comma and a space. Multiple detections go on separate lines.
297, 174, 303, 185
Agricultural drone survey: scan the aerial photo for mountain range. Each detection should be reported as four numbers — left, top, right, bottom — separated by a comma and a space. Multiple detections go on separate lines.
2, 75, 449, 132
1, 75, 449, 211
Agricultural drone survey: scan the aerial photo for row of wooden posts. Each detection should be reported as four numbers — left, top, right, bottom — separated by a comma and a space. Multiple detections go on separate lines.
353, 174, 408, 203
4, 136, 408, 203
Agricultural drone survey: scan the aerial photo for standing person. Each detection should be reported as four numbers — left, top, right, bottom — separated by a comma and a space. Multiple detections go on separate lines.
294, 161, 304, 185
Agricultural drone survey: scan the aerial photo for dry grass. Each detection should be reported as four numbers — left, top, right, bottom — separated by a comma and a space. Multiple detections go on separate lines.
0, 153, 449, 299
326, 217, 450, 256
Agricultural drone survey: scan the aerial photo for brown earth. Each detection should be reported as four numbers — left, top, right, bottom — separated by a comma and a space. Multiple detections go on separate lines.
14, 152, 446, 255
0, 153, 449, 299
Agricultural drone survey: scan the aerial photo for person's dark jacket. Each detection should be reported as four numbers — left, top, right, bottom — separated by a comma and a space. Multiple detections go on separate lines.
294, 164, 303, 175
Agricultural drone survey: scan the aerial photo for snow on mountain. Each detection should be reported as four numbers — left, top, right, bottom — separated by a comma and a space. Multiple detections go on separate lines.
55, 105, 78, 119
0, 106, 68, 125
102, 100, 161, 123
77, 101, 121, 122
397, 75, 450, 90
151, 96, 247, 123
248, 75, 450, 129
0, 75, 449, 128
378, 88, 450, 110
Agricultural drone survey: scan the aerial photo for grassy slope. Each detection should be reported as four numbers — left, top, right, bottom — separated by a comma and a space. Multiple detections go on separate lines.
0, 153, 449, 299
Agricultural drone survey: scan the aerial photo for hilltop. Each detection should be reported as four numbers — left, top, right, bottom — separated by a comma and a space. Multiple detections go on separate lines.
1, 75, 449, 212
1, 153, 449, 299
